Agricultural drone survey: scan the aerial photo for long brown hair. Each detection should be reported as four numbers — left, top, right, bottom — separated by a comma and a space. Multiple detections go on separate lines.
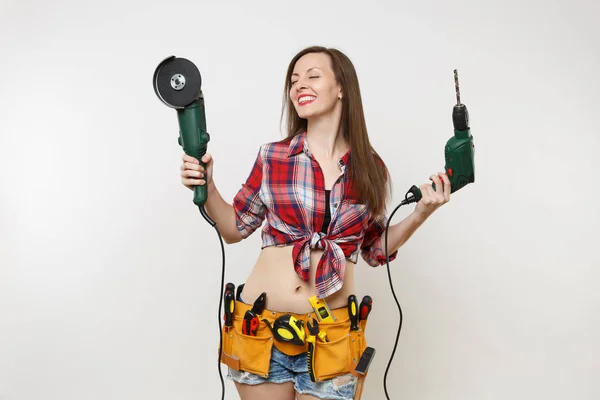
280, 46, 392, 216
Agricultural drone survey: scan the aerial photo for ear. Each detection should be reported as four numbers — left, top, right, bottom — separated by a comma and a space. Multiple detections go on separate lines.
336, 82, 343, 100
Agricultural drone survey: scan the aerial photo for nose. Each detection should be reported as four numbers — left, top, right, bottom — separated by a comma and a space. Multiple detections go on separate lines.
295, 75, 309, 90
297, 81, 307, 90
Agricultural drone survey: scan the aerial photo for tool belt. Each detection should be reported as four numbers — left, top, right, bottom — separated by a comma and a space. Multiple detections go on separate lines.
219, 299, 368, 381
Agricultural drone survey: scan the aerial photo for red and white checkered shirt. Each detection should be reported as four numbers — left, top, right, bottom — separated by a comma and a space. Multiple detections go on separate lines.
233, 131, 397, 299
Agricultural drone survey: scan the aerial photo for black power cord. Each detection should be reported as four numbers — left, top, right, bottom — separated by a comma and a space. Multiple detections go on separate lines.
383, 185, 423, 400
197, 206, 226, 400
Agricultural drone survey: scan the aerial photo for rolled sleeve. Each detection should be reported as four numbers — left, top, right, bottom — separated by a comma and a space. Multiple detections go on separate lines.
232, 146, 267, 238
360, 213, 398, 266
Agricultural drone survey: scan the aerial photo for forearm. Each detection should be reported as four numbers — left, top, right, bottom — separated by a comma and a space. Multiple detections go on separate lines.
203, 181, 243, 244
382, 210, 429, 254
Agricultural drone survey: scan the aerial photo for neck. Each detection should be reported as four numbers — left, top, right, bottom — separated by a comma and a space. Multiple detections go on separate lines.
305, 110, 347, 161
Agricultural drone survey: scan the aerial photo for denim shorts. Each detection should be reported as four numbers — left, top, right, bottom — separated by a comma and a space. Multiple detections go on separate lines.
227, 345, 358, 400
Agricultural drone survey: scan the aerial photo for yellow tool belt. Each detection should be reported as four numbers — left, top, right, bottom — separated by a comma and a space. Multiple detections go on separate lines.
219, 299, 368, 381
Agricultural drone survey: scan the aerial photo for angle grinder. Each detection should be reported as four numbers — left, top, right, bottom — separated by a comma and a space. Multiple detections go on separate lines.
153, 56, 214, 224
153, 55, 226, 400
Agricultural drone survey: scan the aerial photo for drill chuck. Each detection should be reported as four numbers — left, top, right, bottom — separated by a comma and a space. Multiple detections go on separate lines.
452, 104, 469, 131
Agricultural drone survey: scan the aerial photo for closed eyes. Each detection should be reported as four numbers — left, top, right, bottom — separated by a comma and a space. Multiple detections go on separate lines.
291, 76, 320, 85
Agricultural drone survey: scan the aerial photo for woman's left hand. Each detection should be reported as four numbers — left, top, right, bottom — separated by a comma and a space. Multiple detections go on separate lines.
414, 172, 451, 221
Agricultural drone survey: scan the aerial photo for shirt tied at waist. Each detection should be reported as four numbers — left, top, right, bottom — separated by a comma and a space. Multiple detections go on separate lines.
292, 231, 346, 299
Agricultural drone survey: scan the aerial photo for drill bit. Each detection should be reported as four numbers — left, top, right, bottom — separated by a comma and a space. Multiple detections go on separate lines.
454, 69, 461, 106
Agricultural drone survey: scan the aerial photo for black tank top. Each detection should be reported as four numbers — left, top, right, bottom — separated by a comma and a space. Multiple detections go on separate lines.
321, 190, 331, 233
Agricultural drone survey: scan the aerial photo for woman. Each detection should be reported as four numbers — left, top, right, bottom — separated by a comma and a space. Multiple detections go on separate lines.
180, 46, 451, 400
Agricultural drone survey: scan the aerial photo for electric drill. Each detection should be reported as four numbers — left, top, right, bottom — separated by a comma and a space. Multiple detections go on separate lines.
153, 55, 211, 209
405, 69, 475, 203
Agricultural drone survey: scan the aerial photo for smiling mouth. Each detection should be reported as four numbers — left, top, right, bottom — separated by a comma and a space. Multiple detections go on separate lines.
298, 95, 316, 106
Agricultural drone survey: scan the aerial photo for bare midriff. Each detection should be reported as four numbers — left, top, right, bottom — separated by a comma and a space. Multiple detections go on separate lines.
240, 244, 356, 314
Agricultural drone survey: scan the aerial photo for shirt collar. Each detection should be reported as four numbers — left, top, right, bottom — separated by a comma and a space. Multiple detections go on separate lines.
287, 130, 351, 170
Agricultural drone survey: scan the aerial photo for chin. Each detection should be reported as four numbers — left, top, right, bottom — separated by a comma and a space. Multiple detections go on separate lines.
295, 106, 321, 120
296, 110, 314, 119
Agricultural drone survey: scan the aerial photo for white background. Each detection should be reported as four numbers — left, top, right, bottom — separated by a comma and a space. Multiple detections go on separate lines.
1, 0, 598, 399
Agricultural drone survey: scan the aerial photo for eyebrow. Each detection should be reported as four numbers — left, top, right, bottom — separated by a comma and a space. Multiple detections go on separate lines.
292, 67, 321, 77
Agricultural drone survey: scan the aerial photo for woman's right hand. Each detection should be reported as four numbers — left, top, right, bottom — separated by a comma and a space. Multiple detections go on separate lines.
180, 153, 213, 191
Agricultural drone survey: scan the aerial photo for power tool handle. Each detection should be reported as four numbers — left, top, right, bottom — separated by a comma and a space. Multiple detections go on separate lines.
193, 160, 208, 206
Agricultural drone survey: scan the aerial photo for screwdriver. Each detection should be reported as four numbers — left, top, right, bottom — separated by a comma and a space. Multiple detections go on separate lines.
359, 295, 373, 321
224, 289, 235, 328
225, 283, 235, 294
348, 295, 359, 331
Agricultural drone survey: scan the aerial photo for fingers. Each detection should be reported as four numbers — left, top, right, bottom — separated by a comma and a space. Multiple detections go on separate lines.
430, 174, 442, 193
181, 152, 213, 189
439, 172, 451, 201
182, 153, 212, 168
429, 174, 445, 205
181, 153, 212, 172
181, 166, 204, 178
183, 161, 204, 173
182, 153, 199, 164
183, 178, 206, 187
201, 153, 212, 164
419, 183, 436, 205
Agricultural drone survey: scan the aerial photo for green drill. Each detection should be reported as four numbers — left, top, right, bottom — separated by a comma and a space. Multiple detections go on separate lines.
405, 69, 475, 203
444, 69, 475, 193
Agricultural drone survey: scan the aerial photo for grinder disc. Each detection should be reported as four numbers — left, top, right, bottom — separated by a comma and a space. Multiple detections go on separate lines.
153, 56, 202, 109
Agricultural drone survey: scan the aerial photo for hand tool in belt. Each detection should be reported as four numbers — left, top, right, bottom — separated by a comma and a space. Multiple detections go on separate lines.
309, 295, 336, 323
251, 292, 266, 315
359, 295, 372, 321
263, 314, 305, 346
355, 347, 376, 375
223, 283, 235, 328
348, 294, 359, 331
242, 310, 259, 336
235, 283, 245, 301
225, 283, 235, 295
306, 318, 320, 382
241, 292, 267, 336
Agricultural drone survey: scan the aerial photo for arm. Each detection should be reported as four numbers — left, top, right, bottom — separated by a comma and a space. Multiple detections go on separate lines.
203, 182, 244, 244
229, 146, 267, 242
361, 172, 451, 265
182, 147, 267, 244
383, 211, 428, 257
361, 210, 428, 266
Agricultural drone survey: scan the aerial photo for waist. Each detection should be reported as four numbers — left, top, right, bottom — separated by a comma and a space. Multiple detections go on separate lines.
241, 245, 356, 313
233, 296, 350, 325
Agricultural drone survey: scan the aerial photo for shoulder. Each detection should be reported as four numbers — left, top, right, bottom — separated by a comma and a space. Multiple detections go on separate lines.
256, 136, 294, 161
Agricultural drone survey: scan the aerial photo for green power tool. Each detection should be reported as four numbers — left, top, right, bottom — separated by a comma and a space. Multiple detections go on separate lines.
384, 70, 476, 400
153, 57, 226, 398
153, 56, 214, 224
401, 69, 475, 204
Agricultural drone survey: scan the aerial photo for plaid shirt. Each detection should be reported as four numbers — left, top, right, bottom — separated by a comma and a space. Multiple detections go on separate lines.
233, 131, 397, 299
